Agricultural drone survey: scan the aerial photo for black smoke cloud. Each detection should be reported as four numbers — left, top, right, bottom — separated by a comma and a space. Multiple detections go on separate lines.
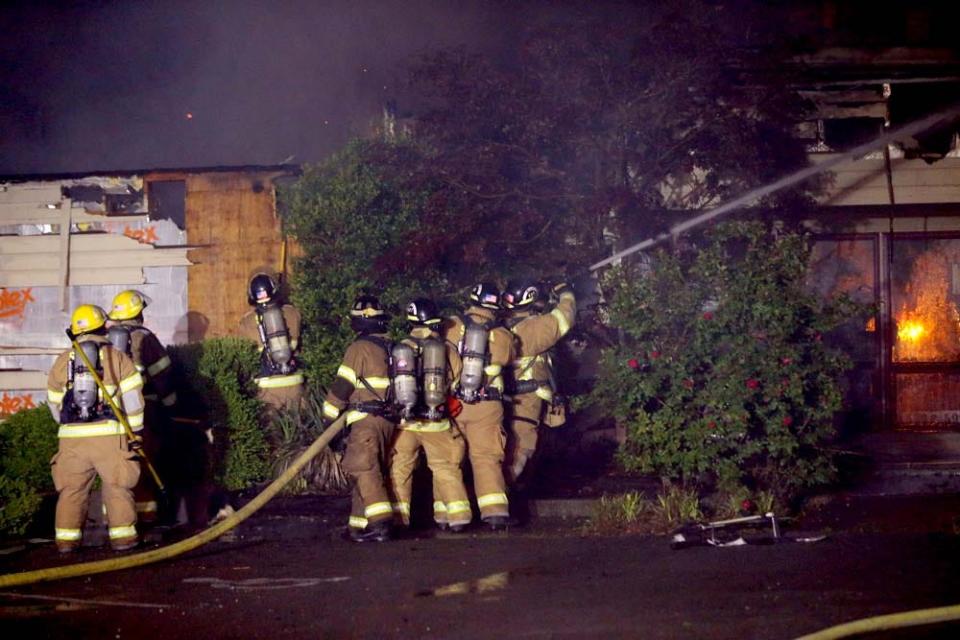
0, 0, 515, 174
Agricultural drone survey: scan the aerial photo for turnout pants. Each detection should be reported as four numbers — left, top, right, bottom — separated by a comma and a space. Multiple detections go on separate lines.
132, 404, 164, 523
51, 435, 141, 549
506, 393, 545, 484
456, 400, 509, 519
258, 381, 304, 413
341, 415, 395, 530
389, 426, 470, 527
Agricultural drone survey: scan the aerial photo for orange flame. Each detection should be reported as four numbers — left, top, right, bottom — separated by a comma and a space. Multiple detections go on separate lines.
894, 249, 960, 362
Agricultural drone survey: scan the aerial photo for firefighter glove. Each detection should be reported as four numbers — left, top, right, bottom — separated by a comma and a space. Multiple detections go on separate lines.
552, 281, 573, 296
128, 434, 144, 454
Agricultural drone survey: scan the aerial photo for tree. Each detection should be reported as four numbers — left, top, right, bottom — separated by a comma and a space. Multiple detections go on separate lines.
282, 140, 450, 385
388, 0, 819, 281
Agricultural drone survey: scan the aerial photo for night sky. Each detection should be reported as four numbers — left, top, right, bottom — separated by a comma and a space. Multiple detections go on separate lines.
0, 0, 520, 175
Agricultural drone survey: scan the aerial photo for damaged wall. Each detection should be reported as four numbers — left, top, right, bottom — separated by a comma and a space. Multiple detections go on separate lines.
814, 155, 960, 206
0, 167, 293, 419
180, 171, 287, 341
0, 175, 190, 418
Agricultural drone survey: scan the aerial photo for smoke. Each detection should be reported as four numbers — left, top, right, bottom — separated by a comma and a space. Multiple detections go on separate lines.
0, 0, 511, 174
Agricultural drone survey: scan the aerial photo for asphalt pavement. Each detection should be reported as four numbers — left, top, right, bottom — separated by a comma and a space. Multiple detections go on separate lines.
2, 495, 960, 639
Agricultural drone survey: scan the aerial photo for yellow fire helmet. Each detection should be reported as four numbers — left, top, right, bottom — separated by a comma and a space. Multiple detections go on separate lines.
109, 289, 151, 321
70, 304, 108, 335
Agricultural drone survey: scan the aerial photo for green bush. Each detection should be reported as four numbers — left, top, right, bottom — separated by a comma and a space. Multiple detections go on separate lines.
281, 139, 451, 387
268, 388, 349, 495
591, 221, 860, 503
168, 338, 268, 490
0, 406, 58, 536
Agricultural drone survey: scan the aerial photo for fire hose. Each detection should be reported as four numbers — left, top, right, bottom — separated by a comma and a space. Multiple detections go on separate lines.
0, 413, 347, 588
3, 99, 960, 597
794, 603, 960, 640
66, 329, 168, 497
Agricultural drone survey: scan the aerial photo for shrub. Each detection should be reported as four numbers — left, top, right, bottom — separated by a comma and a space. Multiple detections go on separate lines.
0, 406, 58, 536
168, 338, 268, 490
587, 492, 652, 534
268, 388, 348, 495
655, 485, 703, 526
591, 221, 860, 503
280, 140, 451, 387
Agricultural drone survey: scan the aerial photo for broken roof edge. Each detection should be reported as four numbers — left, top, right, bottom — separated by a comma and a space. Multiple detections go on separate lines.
0, 163, 302, 184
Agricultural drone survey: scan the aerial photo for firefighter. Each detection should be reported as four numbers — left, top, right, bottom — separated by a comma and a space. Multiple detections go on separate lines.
322, 294, 397, 542
388, 298, 471, 532
107, 289, 175, 524
442, 283, 517, 530
238, 272, 304, 411
502, 280, 576, 485
46, 304, 145, 553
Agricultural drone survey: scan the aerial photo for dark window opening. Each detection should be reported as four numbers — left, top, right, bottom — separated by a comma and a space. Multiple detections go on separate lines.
823, 117, 884, 150
147, 180, 186, 229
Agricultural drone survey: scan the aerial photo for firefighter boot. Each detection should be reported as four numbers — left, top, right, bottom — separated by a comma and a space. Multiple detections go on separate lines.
348, 520, 393, 543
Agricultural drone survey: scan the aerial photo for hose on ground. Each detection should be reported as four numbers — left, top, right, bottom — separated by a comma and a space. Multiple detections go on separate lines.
0, 414, 348, 589
794, 603, 960, 640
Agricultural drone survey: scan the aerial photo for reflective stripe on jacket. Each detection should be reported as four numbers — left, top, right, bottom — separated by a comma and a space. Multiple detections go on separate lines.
441, 307, 515, 398
507, 290, 576, 401
323, 334, 392, 422
46, 335, 145, 437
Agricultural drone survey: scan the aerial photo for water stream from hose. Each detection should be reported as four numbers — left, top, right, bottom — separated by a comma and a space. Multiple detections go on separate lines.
589, 103, 960, 272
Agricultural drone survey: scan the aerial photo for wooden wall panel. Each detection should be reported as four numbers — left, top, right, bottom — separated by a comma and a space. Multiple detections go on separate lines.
814, 155, 960, 206
185, 172, 285, 340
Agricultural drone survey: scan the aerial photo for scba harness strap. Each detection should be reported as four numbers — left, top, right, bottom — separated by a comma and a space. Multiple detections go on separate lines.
350, 335, 395, 417
455, 314, 502, 403
61, 346, 114, 424
255, 305, 299, 377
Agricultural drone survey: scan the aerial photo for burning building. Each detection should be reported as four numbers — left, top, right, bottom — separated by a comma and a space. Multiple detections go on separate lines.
0, 165, 297, 419
797, 2, 960, 445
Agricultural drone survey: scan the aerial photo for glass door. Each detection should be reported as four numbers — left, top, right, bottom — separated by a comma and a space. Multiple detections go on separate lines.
808, 235, 881, 432
889, 233, 960, 430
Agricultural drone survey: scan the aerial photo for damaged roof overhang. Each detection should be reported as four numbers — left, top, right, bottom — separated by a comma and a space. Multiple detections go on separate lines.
0, 163, 301, 185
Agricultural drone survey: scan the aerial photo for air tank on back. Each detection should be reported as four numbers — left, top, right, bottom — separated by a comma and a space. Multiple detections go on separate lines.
421, 338, 446, 419
260, 305, 293, 371
72, 342, 102, 419
458, 322, 488, 403
391, 342, 418, 418
107, 325, 131, 355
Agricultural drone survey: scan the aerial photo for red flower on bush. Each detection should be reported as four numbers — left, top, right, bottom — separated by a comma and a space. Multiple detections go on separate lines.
780, 357, 792, 365
682, 378, 694, 389
741, 499, 754, 512
649, 350, 661, 360
745, 378, 760, 389
707, 420, 717, 429
702, 311, 714, 321
627, 358, 640, 370
782, 416, 793, 427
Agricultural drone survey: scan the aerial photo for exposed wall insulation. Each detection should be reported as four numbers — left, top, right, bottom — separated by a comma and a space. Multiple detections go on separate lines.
0, 234, 190, 287
1, 167, 293, 418
1, 176, 189, 417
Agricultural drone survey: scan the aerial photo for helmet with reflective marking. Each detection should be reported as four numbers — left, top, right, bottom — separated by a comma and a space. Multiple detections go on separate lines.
248, 273, 279, 306
109, 289, 151, 320
406, 298, 442, 327
502, 280, 540, 310
350, 293, 390, 333
468, 282, 501, 310
71, 304, 108, 335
